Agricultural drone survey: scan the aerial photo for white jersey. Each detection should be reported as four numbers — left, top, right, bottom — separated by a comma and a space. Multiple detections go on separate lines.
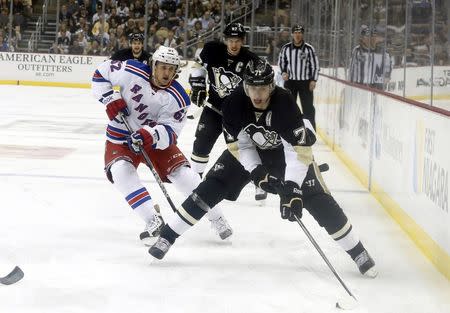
92, 59, 190, 150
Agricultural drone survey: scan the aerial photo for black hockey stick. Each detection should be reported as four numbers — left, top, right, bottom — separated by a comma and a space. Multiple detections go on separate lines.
0, 266, 24, 285
119, 113, 177, 212
294, 215, 357, 309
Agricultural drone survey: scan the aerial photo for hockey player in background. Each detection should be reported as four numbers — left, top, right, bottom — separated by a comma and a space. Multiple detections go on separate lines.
149, 60, 377, 278
91, 46, 233, 244
110, 32, 152, 64
187, 22, 268, 201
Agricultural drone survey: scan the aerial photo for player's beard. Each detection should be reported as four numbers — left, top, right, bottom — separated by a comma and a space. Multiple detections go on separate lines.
132, 46, 142, 56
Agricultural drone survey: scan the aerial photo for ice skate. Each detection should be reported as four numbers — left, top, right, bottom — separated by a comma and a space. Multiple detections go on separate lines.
210, 216, 233, 240
255, 186, 267, 201
140, 211, 165, 246
149, 237, 172, 260
354, 250, 377, 278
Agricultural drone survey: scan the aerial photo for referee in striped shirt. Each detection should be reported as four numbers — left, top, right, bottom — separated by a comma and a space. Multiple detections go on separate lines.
278, 24, 320, 129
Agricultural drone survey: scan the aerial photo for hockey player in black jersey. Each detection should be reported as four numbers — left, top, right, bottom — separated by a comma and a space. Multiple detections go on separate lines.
110, 33, 152, 64
149, 59, 377, 278
187, 22, 267, 201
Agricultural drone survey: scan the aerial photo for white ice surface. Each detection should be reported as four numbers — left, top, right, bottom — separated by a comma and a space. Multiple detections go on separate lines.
0, 85, 449, 313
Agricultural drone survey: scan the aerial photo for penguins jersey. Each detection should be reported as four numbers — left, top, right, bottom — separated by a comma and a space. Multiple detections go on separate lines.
222, 86, 316, 187
92, 59, 190, 150
197, 41, 260, 110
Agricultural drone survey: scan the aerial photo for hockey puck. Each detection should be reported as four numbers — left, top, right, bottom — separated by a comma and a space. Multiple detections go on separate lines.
318, 163, 329, 172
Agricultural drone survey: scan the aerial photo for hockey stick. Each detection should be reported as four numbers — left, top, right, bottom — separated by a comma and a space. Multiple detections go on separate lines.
0, 266, 24, 285
119, 112, 177, 213
294, 215, 357, 309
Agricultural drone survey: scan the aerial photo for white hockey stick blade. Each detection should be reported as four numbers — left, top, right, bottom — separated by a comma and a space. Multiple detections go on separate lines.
0, 266, 24, 285
336, 295, 358, 310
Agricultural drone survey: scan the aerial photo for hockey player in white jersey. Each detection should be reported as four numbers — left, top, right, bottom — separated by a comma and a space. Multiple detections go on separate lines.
92, 46, 232, 244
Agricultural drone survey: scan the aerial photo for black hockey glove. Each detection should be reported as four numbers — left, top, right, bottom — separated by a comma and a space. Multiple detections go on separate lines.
277, 181, 303, 221
189, 75, 207, 107
250, 165, 282, 194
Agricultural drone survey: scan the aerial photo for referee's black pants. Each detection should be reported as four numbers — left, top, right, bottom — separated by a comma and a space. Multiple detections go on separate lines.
285, 80, 316, 129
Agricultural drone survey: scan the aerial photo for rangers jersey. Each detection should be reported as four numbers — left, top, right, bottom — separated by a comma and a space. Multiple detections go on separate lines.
92, 59, 190, 150
222, 85, 316, 187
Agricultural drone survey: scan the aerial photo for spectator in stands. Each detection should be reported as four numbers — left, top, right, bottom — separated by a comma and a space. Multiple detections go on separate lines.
274, 0, 290, 27
59, 5, 72, 22
147, 23, 160, 53
69, 37, 84, 55
93, 4, 109, 24
13, 10, 25, 31
161, 0, 177, 15
0, 32, 8, 51
200, 10, 214, 30
163, 29, 177, 48
10, 24, 21, 51
264, 37, 278, 64
76, 31, 88, 52
136, 19, 145, 34
104, 30, 118, 55
86, 39, 101, 55
276, 28, 291, 48
0, 8, 8, 31
57, 24, 71, 54
0, 0, 8, 10
190, 0, 205, 19
12, 0, 23, 14
125, 18, 138, 36
117, 34, 128, 50
67, 0, 79, 17
92, 16, 109, 39
149, 2, 166, 26
76, 17, 89, 34
132, 0, 145, 19
68, 17, 78, 33
109, 7, 121, 27
117, 1, 130, 19
49, 42, 62, 54
167, 7, 183, 30
191, 20, 204, 38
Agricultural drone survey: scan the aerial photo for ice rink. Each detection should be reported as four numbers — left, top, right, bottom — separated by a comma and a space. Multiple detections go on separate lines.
0, 85, 449, 313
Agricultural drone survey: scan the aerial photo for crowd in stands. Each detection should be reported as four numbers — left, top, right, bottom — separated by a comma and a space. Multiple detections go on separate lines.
0, 0, 448, 68
50, 0, 241, 57
0, 0, 32, 51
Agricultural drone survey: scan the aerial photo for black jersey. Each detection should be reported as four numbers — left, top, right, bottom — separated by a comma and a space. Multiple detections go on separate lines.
198, 41, 260, 110
223, 86, 316, 149
222, 85, 316, 186
111, 48, 151, 64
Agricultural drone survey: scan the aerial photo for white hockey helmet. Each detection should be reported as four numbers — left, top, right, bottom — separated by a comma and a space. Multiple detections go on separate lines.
151, 46, 181, 70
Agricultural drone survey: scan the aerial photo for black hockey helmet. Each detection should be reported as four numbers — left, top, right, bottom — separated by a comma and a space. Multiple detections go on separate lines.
243, 59, 275, 95
244, 59, 274, 86
223, 22, 246, 39
129, 32, 145, 42
291, 24, 305, 33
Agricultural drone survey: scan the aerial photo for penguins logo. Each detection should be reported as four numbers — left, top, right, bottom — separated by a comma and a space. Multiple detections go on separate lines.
244, 124, 281, 149
212, 67, 242, 98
